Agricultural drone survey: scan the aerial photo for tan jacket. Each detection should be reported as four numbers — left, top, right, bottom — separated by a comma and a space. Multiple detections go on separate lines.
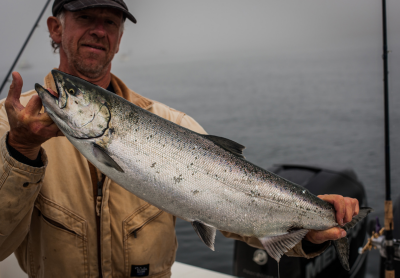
0, 72, 324, 278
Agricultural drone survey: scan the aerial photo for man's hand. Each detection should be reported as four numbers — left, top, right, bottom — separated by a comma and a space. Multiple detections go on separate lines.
5, 72, 63, 160
304, 194, 359, 244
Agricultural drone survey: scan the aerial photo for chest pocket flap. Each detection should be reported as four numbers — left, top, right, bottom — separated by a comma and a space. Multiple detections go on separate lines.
34, 193, 87, 239
123, 203, 163, 240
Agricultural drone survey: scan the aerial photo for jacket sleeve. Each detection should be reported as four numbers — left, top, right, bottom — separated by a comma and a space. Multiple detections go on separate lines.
180, 114, 207, 134
0, 111, 47, 261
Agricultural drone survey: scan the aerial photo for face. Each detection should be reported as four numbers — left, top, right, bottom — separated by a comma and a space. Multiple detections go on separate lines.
59, 8, 124, 79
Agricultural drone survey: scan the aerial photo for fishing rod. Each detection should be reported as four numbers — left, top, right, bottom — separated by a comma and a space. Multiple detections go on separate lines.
359, 0, 397, 277
381, 0, 395, 276
0, 0, 52, 95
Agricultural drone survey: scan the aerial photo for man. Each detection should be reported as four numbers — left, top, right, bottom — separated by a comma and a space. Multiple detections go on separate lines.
0, 0, 359, 277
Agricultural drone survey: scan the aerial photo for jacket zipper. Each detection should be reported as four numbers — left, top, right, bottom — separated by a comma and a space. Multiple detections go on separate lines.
96, 174, 105, 278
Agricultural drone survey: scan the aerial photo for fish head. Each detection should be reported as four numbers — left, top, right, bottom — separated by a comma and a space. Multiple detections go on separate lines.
35, 70, 111, 139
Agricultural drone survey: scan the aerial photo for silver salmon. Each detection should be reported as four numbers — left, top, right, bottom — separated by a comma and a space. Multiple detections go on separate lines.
35, 70, 372, 270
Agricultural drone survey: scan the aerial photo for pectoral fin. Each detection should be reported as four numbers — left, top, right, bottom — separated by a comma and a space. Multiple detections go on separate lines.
258, 229, 309, 263
92, 143, 124, 173
192, 221, 217, 251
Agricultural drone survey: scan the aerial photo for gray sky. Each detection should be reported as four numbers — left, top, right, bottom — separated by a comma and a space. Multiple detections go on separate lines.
1, 0, 400, 73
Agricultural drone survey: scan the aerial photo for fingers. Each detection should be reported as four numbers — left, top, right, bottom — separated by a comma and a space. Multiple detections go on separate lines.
318, 194, 346, 225
306, 194, 360, 245
25, 95, 53, 125
305, 227, 346, 244
6, 72, 24, 111
318, 194, 360, 226
25, 95, 43, 116
37, 112, 56, 125
354, 199, 360, 216
56, 129, 65, 137
343, 198, 359, 223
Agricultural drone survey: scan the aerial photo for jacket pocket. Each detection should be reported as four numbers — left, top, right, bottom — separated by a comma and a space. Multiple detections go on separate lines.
27, 194, 89, 278
123, 203, 177, 277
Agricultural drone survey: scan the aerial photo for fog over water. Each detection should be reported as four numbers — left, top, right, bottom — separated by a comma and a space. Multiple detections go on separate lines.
1, 0, 400, 80
1, 1, 400, 278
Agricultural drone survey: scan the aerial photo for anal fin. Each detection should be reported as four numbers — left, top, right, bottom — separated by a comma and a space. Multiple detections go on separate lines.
259, 229, 309, 263
192, 221, 217, 251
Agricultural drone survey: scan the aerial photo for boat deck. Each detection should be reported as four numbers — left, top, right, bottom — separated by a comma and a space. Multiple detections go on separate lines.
172, 262, 236, 278
0, 256, 236, 278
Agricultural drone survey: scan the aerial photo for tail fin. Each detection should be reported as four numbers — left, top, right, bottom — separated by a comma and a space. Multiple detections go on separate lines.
334, 207, 373, 271
333, 237, 350, 270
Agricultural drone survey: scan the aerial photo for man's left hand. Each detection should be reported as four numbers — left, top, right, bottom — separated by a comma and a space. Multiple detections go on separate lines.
304, 194, 359, 244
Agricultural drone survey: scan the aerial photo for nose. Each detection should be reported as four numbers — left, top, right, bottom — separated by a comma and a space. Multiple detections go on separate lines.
89, 20, 106, 38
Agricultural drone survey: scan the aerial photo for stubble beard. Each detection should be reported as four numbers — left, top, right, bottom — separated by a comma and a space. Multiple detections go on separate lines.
62, 37, 115, 80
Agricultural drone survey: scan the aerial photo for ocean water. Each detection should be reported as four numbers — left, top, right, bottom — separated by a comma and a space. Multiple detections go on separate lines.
0, 49, 399, 277
114, 49, 400, 277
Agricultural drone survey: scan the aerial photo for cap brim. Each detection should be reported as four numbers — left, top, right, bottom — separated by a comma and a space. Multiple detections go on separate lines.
64, 0, 136, 23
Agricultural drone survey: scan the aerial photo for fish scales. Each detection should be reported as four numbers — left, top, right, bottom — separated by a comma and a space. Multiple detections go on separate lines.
35, 70, 372, 270
99, 96, 334, 237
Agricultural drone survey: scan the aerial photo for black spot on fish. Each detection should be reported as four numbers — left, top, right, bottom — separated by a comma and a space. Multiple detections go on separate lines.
173, 175, 183, 184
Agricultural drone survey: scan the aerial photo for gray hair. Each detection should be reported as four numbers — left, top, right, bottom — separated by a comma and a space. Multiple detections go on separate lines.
50, 10, 125, 53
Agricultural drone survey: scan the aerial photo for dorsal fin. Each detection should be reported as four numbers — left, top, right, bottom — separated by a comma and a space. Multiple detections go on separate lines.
203, 135, 246, 159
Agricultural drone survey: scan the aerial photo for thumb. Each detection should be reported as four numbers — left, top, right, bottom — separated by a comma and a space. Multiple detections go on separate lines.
6, 72, 24, 111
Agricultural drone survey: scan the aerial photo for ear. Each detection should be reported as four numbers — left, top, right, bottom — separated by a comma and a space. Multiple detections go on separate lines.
115, 31, 123, 54
47, 16, 63, 44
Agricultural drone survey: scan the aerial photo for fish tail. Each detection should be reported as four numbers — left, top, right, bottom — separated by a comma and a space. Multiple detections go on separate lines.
333, 237, 350, 271
334, 207, 373, 271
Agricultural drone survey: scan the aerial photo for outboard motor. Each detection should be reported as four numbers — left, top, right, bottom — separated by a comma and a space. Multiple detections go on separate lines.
233, 164, 369, 278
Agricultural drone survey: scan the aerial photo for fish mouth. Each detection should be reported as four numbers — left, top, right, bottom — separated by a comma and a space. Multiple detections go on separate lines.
35, 83, 58, 104
35, 70, 69, 106
46, 70, 112, 139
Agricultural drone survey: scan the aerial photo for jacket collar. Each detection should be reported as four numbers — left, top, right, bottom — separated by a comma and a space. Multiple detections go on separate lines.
44, 70, 154, 110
